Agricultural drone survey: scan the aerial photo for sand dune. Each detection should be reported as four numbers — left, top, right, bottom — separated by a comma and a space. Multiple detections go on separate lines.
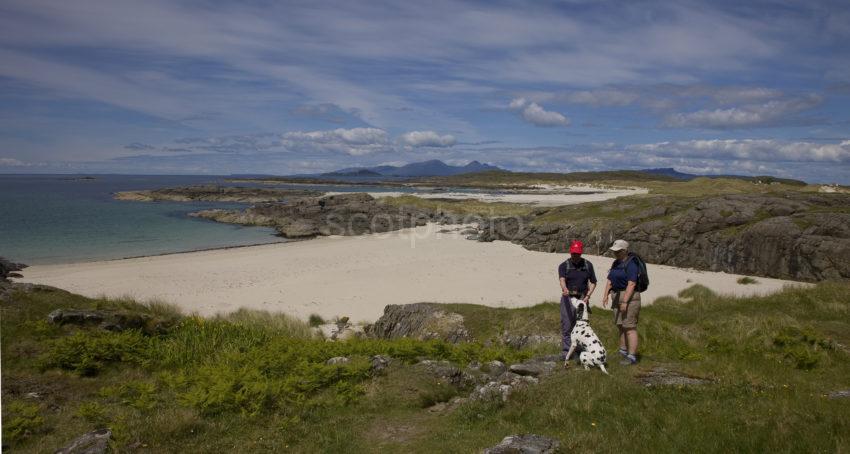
18, 224, 802, 322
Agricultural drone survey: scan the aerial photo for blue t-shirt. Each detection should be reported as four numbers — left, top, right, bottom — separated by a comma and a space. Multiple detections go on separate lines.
608, 257, 639, 291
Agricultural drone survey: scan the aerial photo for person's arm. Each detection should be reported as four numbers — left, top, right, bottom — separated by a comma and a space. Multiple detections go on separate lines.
584, 262, 598, 302
560, 277, 569, 296
620, 281, 636, 310
558, 263, 569, 296
601, 279, 612, 308
584, 282, 596, 302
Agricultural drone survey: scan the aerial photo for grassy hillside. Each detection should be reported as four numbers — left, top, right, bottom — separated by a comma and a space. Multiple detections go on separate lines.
419, 171, 815, 196
3, 282, 849, 452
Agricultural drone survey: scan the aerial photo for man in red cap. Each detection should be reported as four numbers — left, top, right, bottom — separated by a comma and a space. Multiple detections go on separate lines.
557, 239, 598, 362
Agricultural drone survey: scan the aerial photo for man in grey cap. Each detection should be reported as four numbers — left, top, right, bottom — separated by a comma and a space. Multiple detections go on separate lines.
602, 239, 641, 365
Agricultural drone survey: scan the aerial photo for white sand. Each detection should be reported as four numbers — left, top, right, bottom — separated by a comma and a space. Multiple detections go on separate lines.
18, 224, 802, 322
328, 185, 647, 206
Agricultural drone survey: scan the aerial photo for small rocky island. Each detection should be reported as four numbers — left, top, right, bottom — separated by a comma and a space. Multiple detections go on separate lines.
114, 185, 323, 203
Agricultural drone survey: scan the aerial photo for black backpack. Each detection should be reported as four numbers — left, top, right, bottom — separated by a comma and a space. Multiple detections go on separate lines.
617, 252, 649, 292
563, 258, 588, 272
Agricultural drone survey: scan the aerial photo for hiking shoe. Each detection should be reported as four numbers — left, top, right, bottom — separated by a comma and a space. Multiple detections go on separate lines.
619, 354, 638, 366
617, 348, 628, 358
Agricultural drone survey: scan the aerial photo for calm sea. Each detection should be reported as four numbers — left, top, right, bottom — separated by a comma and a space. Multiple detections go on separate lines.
0, 174, 421, 265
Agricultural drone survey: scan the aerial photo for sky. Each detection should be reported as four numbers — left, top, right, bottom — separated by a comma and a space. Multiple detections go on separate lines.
1, 0, 849, 183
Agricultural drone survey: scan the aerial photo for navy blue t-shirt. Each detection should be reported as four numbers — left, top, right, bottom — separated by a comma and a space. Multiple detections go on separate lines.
608, 257, 639, 291
557, 258, 597, 295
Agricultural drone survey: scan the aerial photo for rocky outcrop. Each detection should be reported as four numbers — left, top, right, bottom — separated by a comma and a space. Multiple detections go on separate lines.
0, 257, 27, 282
47, 309, 174, 334
192, 192, 434, 239
114, 185, 322, 203
483, 434, 560, 454
478, 193, 850, 281
367, 303, 471, 343
55, 428, 112, 454
635, 367, 713, 387
315, 317, 364, 341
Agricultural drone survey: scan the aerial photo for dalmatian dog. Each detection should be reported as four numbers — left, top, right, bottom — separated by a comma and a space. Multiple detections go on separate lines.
563, 298, 608, 375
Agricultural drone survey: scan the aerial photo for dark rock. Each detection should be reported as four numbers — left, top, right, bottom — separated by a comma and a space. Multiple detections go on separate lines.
48, 309, 107, 326
115, 185, 322, 203
508, 359, 557, 378
481, 193, 850, 281
370, 355, 392, 372
368, 303, 471, 343
471, 381, 513, 402
482, 360, 507, 377
192, 191, 442, 240
415, 360, 474, 387
47, 309, 170, 334
0, 257, 27, 282
55, 428, 112, 454
636, 367, 713, 387
483, 434, 560, 454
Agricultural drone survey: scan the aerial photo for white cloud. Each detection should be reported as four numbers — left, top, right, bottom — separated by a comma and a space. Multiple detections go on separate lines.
0, 157, 28, 166
509, 98, 570, 127
664, 94, 822, 129
398, 131, 456, 148
281, 128, 391, 156
630, 139, 850, 162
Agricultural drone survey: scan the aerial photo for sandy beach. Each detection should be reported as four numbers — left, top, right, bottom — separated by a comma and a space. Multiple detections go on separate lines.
18, 224, 802, 322
328, 185, 648, 206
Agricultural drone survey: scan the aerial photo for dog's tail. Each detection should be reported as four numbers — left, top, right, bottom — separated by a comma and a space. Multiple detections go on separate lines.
599, 364, 609, 375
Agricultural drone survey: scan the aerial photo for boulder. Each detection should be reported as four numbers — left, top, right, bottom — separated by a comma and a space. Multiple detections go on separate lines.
0, 257, 27, 282
636, 367, 713, 387
483, 434, 560, 454
368, 303, 471, 343
508, 357, 559, 378
370, 355, 392, 373
55, 428, 112, 454
415, 360, 474, 387
326, 356, 350, 365
46, 309, 173, 334
828, 390, 850, 400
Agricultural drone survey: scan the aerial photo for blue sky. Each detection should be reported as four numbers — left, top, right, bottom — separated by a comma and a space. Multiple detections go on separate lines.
1, 0, 849, 183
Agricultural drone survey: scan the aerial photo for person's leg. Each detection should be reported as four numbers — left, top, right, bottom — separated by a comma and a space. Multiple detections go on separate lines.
618, 327, 627, 352
625, 328, 638, 355
559, 296, 576, 359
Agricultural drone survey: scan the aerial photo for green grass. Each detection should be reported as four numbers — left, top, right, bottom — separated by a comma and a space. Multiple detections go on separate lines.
3, 282, 849, 452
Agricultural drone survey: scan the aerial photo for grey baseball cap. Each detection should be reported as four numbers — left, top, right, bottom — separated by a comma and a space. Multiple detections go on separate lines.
609, 239, 629, 251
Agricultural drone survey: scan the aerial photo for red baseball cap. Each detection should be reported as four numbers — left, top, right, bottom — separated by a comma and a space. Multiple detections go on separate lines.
569, 240, 583, 254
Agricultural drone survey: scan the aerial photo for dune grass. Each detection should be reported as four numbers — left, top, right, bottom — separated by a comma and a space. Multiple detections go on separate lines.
3, 282, 849, 452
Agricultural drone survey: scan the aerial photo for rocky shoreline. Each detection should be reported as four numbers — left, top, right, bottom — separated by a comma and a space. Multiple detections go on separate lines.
477, 192, 850, 281
113, 185, 850, 281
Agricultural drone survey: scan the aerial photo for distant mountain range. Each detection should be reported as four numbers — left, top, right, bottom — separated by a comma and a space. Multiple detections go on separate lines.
322, 159, 502, 177
640, 168, 806, 185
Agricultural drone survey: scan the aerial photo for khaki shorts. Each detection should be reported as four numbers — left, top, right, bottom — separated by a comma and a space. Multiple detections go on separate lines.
612, 291, 641, 328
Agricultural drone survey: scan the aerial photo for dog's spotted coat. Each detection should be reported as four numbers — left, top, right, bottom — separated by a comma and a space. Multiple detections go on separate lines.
564, 298, 608, 374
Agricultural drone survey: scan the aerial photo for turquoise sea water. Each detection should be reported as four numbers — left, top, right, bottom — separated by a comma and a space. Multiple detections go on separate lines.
0, 174, 480, 265
0, 175, 290, 265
